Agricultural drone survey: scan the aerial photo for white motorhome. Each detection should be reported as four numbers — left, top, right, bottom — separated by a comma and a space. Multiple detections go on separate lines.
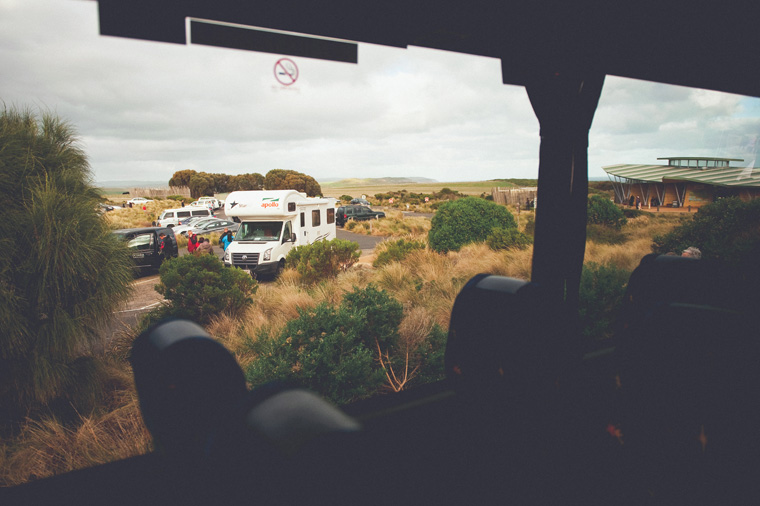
223, 190, 336, 277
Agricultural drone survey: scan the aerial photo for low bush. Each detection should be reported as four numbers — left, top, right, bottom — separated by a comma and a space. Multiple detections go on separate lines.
428, 197, 517, 253
578, 262, 630, 342
339, 194, 353, 203
373, 238, 426, 267
150, 254, 257, 325
245, 285, 446, 404
486, 227, 531, 251
285, 239, 360, 284
587, 195, 627, 229
652, 197, 760, 264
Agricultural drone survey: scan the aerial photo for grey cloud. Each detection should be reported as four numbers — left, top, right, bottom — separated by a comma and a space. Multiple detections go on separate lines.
2, 1, 758, 183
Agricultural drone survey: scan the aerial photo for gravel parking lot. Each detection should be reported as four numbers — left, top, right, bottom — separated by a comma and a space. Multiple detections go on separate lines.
107, 228, 384, 344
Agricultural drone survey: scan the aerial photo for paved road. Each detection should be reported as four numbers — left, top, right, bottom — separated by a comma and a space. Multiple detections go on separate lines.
337, 228, 385, 254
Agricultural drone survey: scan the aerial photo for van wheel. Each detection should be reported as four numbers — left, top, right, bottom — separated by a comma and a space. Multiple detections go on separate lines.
275, 259, 285, 279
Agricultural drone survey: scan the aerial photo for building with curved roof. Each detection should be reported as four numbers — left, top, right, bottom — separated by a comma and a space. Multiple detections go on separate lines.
604, 157, 760, 208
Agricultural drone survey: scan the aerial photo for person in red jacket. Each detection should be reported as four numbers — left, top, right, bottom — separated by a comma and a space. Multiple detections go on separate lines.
187, 231, 198, 253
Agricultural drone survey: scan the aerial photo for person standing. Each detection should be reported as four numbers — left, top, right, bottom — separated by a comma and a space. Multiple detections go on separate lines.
158, 232, 166, 257
221, 228, 234, 251
187, 231, 198, 254
197, 237, 214, 255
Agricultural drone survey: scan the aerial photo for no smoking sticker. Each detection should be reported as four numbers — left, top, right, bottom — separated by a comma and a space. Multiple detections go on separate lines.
274, 58, 299, 86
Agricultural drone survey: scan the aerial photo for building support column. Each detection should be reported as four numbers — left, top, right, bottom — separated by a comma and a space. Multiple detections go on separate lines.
526, 70, 605, 315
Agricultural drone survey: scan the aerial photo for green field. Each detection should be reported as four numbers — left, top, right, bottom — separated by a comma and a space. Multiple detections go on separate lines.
320, 178, 530, 198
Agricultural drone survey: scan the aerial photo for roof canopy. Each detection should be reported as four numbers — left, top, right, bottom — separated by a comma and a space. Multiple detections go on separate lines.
604, 163, 760, 187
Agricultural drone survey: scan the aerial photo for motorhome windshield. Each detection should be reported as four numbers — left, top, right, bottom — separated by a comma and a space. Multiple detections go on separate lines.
238, 221, 282, 241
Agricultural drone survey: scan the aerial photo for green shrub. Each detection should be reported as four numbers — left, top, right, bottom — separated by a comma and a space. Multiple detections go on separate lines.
246, 303, 384, 404
342, 284, 403, 352
652, 197, 760, 264
245, 285, 446, 403
246, 285, 401, 404
339, 194, 353, 203
412, 324, 447, 385
152, 254, 257, 324
285, 239, 360, 284
486, 227, 531, 250
374, 239, 426, 267
578, 263, 630, 342
587, 195, 627, 229
428, 197, 517, 253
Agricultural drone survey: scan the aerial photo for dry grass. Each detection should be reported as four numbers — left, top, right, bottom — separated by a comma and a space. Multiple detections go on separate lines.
584, 213, 683, 271
399, 306, 436, 350
0, 380, 151, 487
344, 213, 431, 237
105, 200, 179, 229
3, 207, 681, 487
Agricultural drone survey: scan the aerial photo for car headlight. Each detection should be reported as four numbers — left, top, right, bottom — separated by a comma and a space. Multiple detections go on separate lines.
263, 248, 272, 261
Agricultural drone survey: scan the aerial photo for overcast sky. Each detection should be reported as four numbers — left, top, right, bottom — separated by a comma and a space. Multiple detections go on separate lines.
2, 0, 759, 184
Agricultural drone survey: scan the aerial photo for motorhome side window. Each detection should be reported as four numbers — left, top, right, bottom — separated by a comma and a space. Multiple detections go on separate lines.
300, 212, 305, 227
312, 210, 321, 226
327, 208, 335, 224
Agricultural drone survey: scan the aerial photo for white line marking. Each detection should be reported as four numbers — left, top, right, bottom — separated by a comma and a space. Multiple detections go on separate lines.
133, 277, 159, 285
115, 300, 166, 313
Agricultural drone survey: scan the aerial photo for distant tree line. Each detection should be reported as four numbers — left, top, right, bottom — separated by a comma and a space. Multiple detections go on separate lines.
168, 169, 322, 198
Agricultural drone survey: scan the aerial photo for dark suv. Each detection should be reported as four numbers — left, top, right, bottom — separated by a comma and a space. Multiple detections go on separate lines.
336, 205, 386, 227
113, 227, 178, 273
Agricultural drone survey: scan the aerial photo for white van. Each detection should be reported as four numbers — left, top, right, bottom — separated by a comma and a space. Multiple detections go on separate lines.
154, 206, 213, 228
197, 196, 221, 209
223, 190, 336, 277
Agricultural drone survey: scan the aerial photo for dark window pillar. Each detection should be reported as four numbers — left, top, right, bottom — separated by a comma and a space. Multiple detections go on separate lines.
526, 70, 605, 315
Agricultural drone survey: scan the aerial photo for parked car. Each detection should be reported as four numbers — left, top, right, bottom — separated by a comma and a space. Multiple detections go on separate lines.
187, 219, 239, 236
336, 205, 386, 227
113, 227, 178, 273
178, 215, 212, 226
125, 197, 153, 207
97, 203, 114, 212
172, 217, 221, 236
197, 196, 222, 209
190, 199, 215, 210
154, 206, 213, 227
